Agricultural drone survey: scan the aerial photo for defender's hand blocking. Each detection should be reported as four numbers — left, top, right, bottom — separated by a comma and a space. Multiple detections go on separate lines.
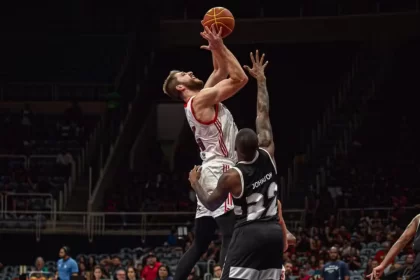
243, 50, 268, 80
200, 24, 224, 51
189, 165, 202, 186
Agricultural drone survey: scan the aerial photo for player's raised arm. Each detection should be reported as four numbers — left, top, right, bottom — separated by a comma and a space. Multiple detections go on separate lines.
204, 51, 228, 88
244, 50, 274, 158
188, 165, 240, 211
193, 25, 248, 109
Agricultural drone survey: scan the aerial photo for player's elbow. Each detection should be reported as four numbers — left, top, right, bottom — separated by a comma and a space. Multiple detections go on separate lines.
239, 75, 249, 86
231, 76, 248, 90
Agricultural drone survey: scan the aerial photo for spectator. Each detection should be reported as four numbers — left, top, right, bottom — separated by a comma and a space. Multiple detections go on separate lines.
141, 253, 161, 280
115, 269, 126, 280
100, 256, 123, 276
320, 247, 350, 280
156, 264, 173, 280
127, 266, 137, 280
212, 264, 222, 280
374, 242, 391, 263
78, 256, 86, 264
167, 229, 177, 246
89, 266, 104, 280
284, 262, 293, 280
364, 259, 378, 277
136, 264, 143, 279
298, 268, 311, 280
87, 256, 96, 271
33, 257, 48, 272
57, 246, 78, 280
78, 263, 87, 278
397, 254, 414, 279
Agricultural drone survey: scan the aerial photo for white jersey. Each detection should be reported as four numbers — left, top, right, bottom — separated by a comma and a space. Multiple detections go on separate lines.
185, 96, 238, 163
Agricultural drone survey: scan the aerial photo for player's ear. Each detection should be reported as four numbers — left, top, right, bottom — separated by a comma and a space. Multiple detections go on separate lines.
176, 84, 185, 91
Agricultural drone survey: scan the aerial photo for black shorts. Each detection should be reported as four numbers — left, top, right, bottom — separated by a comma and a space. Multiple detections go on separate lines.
221, 221, 284, 280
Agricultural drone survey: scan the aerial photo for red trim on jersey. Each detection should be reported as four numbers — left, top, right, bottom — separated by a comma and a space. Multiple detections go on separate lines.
184, 97, 192, 108
223, 164, 232, 212
190, 98, 219, 125
214, 119, 228, 157
223, 164, 227, 212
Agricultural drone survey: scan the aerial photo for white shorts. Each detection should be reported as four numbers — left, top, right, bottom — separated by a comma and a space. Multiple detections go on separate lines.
195, 159, 235, 219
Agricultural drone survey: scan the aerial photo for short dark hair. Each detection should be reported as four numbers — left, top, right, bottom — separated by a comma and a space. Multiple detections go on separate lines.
235, 128, 258, 160
62, 246, 71, 255
163, 70, 182, 100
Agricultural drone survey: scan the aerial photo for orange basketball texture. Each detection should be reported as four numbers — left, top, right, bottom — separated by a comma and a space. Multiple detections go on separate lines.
201, 7, 235, 38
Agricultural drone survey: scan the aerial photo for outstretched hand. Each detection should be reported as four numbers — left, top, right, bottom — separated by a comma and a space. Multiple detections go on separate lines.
243, 50, 268, 80
188, 165, 202, 187
367, 264, 385, 280
200, 24, 224, 51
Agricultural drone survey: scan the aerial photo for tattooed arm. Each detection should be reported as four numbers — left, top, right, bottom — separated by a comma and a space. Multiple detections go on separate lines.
369, 214, 420, 279
382, 215, 419, 265
256, 74, 275, 157
244, 50, 274, 158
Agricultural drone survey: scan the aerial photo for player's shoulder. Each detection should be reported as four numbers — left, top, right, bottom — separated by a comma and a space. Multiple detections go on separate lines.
222, 168, 241, 184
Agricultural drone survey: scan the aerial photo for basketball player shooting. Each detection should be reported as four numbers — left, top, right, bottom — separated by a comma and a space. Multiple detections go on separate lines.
162, 25, 248, 280
188, 51, 288, 280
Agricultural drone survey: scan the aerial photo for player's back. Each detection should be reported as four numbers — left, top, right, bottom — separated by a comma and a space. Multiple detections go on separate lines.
221, 149, 284, 277
184, 96, 238, 163
231, 148, 279, 228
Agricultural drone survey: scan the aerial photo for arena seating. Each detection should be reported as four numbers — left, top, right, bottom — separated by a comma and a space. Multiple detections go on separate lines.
303, 39, 420, 214
0, 106, 101, 229
0, 247, 150, 280
0, 207, 417, 280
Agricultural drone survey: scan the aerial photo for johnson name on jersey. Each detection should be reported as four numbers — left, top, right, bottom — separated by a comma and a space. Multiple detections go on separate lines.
231, 148, 279, 227
184, 96, 238, 163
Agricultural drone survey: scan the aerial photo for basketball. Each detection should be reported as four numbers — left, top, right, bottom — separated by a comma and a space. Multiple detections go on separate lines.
201, 7, 235, 38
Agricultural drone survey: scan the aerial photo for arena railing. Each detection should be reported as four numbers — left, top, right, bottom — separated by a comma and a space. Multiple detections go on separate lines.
28, 155, 76, 186
0, 209, 305, 240
337, 207, 417, 226
2, 193, 55, 218
0, 82, 109, 183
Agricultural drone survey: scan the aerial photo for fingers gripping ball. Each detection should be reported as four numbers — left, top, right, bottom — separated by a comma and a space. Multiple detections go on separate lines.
201, 7, 235, 38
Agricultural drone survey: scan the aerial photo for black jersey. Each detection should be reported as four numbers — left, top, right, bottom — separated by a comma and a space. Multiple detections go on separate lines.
231, 148, 279, 228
